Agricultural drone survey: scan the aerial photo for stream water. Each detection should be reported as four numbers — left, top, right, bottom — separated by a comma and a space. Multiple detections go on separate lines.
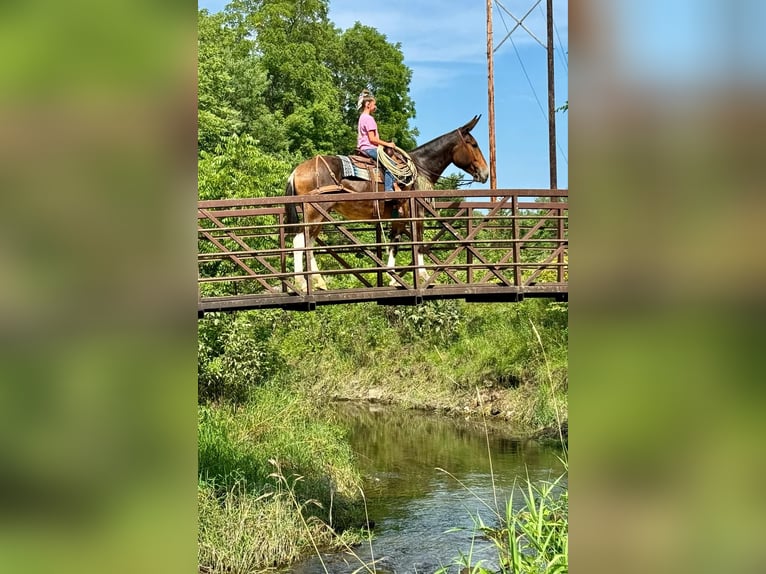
288, 402, 566, 574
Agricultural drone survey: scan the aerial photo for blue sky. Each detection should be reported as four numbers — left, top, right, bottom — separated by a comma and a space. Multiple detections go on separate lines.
198, 0, 568, 190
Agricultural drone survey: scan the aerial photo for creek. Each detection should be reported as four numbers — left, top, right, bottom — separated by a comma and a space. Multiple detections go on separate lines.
288, 402, 566, 574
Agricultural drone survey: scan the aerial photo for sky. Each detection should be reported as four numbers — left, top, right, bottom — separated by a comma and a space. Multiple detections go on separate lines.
198, 0, 568, 190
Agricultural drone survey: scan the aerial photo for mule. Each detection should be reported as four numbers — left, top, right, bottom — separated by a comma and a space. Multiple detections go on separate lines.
284, 115, 489, 291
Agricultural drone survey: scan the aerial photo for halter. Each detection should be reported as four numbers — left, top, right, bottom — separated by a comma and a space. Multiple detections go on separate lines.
454, 129, 483, 182
411, 129, 473, 183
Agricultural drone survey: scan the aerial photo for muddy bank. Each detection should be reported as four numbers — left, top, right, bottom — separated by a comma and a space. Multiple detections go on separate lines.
324, 384, 567, 442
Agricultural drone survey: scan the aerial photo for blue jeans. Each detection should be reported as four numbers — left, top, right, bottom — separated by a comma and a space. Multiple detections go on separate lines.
363, 148, 394, 192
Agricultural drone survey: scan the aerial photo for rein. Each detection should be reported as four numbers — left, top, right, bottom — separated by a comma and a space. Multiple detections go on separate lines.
413, 162, 441, 183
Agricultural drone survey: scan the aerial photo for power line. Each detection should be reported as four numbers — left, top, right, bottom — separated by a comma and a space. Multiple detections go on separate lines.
497, 6, 546, 121
537, 3, 568, 72
554, 21, 568, 72
495, 1, 568, 168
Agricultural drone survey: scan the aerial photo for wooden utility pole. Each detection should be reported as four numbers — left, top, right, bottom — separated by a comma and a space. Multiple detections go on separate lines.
546, 0, 562, 281
486, 0, 497, 199
546, 0, 557, 190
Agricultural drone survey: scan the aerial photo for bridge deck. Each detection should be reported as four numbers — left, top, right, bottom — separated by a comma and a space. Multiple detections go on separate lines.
199, 284, 568, 314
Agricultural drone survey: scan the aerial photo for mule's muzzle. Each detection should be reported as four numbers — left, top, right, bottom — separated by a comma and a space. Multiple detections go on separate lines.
473, 165, 490, 183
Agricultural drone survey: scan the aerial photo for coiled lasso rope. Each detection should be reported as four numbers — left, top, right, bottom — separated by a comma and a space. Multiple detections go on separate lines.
377, 144, 418, 188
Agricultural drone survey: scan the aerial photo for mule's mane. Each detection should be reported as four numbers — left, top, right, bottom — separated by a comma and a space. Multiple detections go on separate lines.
409, 129, 460, 184
411, 129, 458, 156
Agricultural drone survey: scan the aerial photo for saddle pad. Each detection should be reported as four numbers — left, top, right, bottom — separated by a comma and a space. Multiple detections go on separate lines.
337, 155, 375, 182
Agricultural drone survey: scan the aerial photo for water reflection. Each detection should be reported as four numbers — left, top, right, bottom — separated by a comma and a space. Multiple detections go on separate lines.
289, 402, 565, 574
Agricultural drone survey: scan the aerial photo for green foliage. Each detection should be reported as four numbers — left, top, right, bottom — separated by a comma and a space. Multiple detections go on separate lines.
273, 304, 395, 372
198, 134, 296, 200
198, 8, 291, 155
336, 23, 418, 150
452, 301, 566, 381
229, 0, 345, 156
198, 479, 309, 572
198, 385, 362, 515
198, 311, 284, 404
435, 172, 465, 190
385, 299, 465, 346
198, 10, 243, 153
256, 300, 567, 430
495, 474, 568, 573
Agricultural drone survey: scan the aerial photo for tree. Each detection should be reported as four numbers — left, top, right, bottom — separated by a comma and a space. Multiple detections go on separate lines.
197, 9, 244, 154
334, 23, 418, 151
225, 0, 346, 156
198, 8, 290, 155
220, 0, 417, 157
198, 1, 419, 197
198, 134, 295, 200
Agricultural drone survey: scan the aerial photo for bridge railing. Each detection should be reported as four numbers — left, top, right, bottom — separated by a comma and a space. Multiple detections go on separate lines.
198, 189, 567, 312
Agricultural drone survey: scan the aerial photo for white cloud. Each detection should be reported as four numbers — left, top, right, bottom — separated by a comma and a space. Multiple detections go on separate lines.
330, 1, 485, 64
328, 0, 567, 91
330, 0, 566, 62
409, 65, 465, 95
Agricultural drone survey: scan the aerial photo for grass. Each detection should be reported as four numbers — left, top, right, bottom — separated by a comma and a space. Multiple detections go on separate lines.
270, 300, 568, 432
434, 323, 568, 574
198, 384, 367, 573
198, 478, 308, 572
434, 468, 568, 574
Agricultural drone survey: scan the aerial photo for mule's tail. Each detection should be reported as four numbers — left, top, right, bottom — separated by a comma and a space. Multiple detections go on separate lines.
284, 171, 301, 235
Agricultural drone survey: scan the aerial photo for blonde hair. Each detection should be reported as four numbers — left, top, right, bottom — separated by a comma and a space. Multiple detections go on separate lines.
356, 89, 375, 112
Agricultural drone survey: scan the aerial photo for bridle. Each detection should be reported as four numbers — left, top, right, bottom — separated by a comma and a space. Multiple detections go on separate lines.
412, 129, 486, 184
454, 129, 484, 182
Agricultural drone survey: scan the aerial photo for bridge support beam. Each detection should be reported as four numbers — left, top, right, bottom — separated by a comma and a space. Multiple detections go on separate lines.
376, 294, 424, 307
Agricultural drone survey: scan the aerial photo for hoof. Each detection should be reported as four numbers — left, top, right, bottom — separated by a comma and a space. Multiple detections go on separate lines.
291, 276, 307, 293
311, 276, 328, 291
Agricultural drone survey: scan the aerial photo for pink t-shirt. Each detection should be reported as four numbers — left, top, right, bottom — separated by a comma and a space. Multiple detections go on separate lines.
357, 113, 378, 151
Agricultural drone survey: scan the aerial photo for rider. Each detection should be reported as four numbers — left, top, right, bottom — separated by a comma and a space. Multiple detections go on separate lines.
356, 90, 400, 193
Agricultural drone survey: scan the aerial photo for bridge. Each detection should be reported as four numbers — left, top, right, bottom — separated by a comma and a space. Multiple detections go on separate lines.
198, 188, 567, 315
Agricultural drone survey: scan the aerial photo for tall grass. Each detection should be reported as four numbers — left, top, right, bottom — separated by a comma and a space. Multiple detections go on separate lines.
198, 478, 308, 572
435, 325, 568, 574
435, 468, 568, 574
198, 384, 366, 573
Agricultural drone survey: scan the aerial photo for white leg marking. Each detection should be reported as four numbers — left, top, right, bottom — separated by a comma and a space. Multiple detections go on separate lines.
293, 233, 307, 290
306, 235, 327, 290
417, 252, 428, 281
387, 247, 397, 269
293, 232, 305, 274
387, 246, 399, 287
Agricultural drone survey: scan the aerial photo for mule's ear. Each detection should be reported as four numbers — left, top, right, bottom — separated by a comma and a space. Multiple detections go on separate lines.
461, 114, 481, 133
